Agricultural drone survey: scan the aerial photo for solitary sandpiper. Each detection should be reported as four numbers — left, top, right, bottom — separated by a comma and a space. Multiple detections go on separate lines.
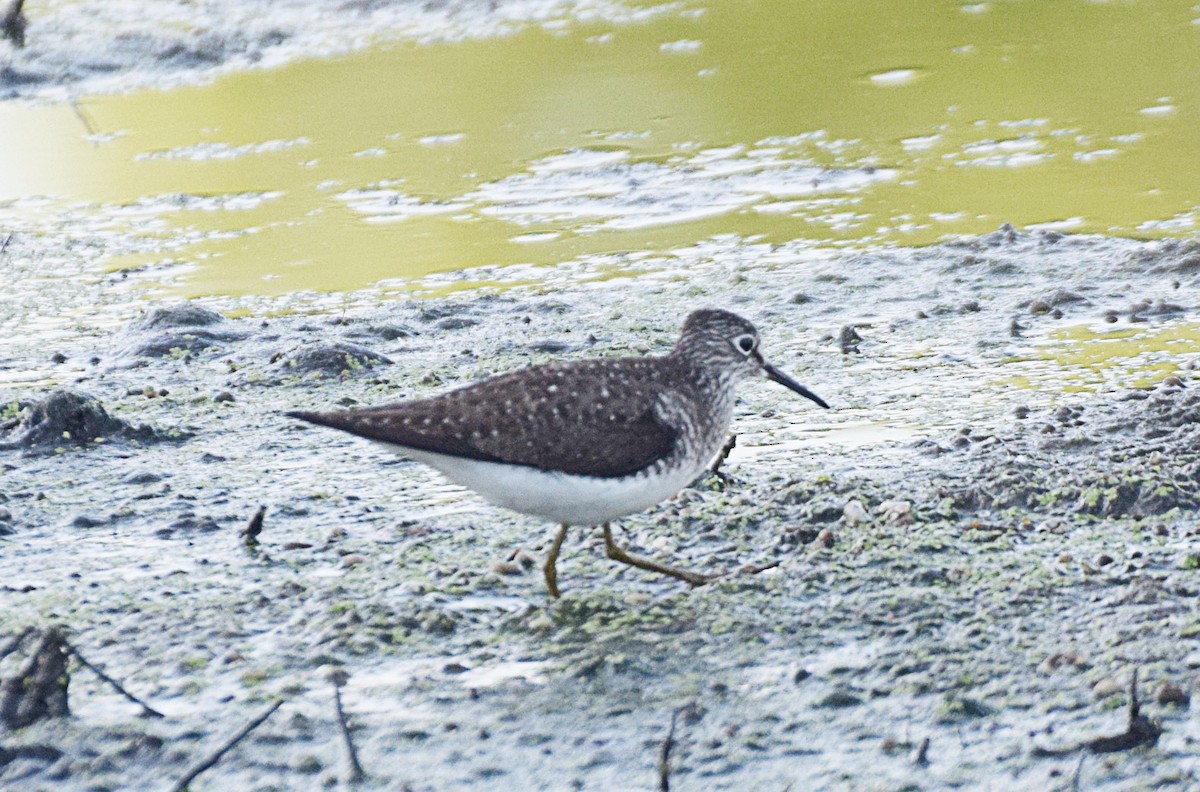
288, 309, 829, 596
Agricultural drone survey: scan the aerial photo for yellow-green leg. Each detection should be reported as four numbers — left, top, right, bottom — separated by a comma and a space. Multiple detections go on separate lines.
602, 524, 715, 587
543, 523, 569, 598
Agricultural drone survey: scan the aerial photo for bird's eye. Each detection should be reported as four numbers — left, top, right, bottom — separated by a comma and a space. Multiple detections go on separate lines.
734, 334, 756, 355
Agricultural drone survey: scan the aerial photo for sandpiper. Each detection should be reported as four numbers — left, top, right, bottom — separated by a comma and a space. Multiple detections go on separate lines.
288, 309, 828, 596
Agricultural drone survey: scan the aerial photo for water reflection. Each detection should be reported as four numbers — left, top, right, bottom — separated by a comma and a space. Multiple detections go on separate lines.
0, 0, 1196, 296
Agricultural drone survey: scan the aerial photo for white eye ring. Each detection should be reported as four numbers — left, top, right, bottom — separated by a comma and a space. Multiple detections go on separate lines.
734, 334, 756, 355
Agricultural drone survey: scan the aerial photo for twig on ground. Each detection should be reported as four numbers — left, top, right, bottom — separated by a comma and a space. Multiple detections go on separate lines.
0, 626, 32, 661
914, 736, 930, 766
169, 699, 284, 792
69, 99, 98, 140
0, 233, 13, 255
330, 671, 365, 783
1, 628, 70, 729
1, 0, 26, 48
63, 639, 164, 719
658, 708, 679, 792
1031, 668, 1163, 758
241, 505, 266, 549
1085, 668, 1162, 754
1070, 753, 1085, 791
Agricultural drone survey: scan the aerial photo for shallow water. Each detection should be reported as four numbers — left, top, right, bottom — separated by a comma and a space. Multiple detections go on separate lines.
2, 0, 1198, 298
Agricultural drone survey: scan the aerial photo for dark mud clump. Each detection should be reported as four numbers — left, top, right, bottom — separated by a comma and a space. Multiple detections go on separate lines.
1121, 238, 1200, 278
278, 342, 391, 377
124, 303, 246, 359
129, 304, 226, 331
0, 390, 171, 450
0, 628, 70, 730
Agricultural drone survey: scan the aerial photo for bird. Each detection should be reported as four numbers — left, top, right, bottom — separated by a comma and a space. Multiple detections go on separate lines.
288, 308, 829, 597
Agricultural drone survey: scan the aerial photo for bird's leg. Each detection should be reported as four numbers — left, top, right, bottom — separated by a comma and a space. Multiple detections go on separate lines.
602, 524, 715, 587
708, 433, 737, 478
543, 523, 568, 598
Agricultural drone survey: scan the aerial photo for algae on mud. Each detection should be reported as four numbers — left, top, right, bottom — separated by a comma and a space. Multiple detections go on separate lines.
2, 230, 1199, 790
2, 0, 1199, 299
3, 0, 1200, 787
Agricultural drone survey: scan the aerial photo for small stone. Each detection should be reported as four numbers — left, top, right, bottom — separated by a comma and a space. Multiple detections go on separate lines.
1093, 678, 1124, 699
296, 755, 323, 774
322, 666, 350, 687
623, 591, 652, 606
839, 326, 863, 354
814, 690, 862, 709
50, 352, 67, 364
877, 500, 912, 525
842, 501, 868, 524
1096, 554, 1114, 567
815, 529, 835, 548
213, 391, 235, 403
1030, 300, 1051, 315
490, 560, 523, 576
1038, 651, 1088, 673
1014, 406, 1030, 419
340, 555, 366, 569
443, 662, 470, 675
1156, 683, 1189, 706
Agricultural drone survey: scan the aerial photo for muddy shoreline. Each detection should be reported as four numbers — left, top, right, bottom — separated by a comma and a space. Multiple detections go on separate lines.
1, 0, 653, 102
1, 228, 1198, 790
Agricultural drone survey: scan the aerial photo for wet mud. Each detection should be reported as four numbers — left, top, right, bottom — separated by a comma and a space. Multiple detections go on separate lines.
2, 228, 1198, 790
0, 0, 633, 101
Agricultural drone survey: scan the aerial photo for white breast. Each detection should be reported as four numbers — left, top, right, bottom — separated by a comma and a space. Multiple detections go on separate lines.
376, 443, 701, 526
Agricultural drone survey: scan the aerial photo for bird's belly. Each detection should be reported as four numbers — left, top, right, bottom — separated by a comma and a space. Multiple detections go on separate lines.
381, 444, 700, 525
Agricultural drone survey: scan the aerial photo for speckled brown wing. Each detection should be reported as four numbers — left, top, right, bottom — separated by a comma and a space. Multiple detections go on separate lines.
288, 357, 681, 479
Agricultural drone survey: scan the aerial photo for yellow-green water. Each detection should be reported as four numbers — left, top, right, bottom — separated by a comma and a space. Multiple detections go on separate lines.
1008, 321, 1200, 392
2, 0, 1198, 296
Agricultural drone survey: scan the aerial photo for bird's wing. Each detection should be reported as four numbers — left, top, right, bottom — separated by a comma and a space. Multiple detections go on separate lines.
288, 358, 679, 479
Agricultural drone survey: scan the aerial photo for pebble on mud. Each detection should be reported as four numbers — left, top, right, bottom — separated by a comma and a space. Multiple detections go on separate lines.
814, 529, 835, 548
489, 560, 524, 576
877, 499, 912, 525
842, 500, 868, 524
1092, 678, 1124, 698
838, 326, 863, 354
1039, 652, 1090, 673
1156, 682, 1190, 706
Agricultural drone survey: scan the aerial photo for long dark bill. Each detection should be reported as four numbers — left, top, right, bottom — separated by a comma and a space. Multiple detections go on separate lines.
760, 358, 830, 409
